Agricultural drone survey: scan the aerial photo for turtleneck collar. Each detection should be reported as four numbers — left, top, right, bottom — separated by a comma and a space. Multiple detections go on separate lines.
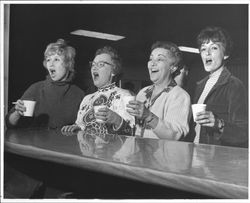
46, 72, 74, 86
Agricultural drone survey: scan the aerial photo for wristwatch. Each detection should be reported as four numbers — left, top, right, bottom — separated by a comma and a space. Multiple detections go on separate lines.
218, 118, 225, 131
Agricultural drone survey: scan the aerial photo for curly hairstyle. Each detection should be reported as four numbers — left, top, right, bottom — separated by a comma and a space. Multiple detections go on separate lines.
95, 46, 122, 76
43, 39, 76, 76
196, 26, 233, 57
151, 41, 183, 78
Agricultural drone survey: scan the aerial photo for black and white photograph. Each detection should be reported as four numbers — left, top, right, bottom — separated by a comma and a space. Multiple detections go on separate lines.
1, 1, 249, 202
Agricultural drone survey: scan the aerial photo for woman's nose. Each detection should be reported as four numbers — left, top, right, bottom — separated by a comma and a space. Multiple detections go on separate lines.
205, 48, 211, 55
149, 60, 157, 67
48, 60, 54, 67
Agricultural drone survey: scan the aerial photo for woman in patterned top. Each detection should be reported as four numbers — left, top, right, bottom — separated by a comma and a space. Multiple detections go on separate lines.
62, 46, 134, 136
127, 41, 191, 139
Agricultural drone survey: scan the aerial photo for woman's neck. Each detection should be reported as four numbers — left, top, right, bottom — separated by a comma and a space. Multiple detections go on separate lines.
153, 79, 173, 94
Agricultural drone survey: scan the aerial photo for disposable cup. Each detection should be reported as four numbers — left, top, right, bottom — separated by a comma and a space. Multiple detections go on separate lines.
23, 100, 36, 117
123, 95, 135, 110
94, 105, 106, 123
191, 104, 206, 122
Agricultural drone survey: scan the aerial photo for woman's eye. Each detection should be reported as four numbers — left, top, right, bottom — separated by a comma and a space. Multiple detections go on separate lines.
200, 48, 206, 52
99, 62, 105, 67
157, 58, 164, 62
212, 46, 218, 50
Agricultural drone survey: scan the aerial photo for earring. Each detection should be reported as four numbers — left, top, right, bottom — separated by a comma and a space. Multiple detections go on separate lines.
171, 67, 177, 73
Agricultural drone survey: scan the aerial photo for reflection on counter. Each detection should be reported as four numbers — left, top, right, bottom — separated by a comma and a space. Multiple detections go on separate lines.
77, 131, 125, 159
138, 139, 194, 173
77, 130, 194, 173
153, 140, 194, 173
113, 136, 141, 164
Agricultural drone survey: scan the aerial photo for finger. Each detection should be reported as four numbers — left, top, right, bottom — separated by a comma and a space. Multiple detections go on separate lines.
201, 123, 214, 127
16, 106, 26, 112
63, 125, 71, 132
128, 100, 138, 105
196, 111, 207, 116
97, 107, 108, 112
71, 125, 80, 132
61, 126, 66, 132
95, 111, 107, 117
197, 118, 210, 124
17, 100, 24, 105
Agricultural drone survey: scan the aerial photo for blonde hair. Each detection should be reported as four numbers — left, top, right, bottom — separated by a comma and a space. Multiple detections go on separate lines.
43, 39, 76, 75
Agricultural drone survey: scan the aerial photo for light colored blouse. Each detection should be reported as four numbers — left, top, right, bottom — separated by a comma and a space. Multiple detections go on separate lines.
136, 84, 191, 140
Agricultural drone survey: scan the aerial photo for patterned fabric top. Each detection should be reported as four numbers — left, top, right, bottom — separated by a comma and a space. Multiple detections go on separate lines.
75, 83, 134, 137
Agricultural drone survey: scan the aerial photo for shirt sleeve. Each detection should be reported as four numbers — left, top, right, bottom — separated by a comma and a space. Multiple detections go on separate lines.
153, 89, 191, 140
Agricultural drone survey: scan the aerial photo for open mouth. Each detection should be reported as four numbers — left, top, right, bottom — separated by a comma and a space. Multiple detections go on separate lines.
205, 58, 212, 65
49, 69, 56, 76
93, 72, 99, 80
151, 68, 159, 74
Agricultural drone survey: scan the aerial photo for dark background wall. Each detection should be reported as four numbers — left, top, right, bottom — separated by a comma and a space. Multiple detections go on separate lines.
6, 4, 248, 111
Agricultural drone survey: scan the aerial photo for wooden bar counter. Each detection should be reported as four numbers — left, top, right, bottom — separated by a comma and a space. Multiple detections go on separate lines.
4, 128, 248, 199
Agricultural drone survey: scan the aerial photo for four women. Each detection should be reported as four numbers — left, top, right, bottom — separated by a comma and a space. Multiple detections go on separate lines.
6, 27, 248, 148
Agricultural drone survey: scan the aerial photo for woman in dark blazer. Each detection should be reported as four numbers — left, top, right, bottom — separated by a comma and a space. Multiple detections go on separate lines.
191, 26, 248, 148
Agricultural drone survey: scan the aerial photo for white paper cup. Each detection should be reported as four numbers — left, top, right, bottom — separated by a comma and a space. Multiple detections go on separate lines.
94, 105, 106, 123
123, 95, 135, 110
23, 100, 36, 117
192, 104, 206, 122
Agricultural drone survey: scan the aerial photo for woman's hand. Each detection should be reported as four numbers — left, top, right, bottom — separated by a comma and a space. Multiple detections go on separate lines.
195, 110, 219, 129
61, 124, 81, 133
14, 99, 26, 116
126, 100, 150, 120
95, 106, 122, 127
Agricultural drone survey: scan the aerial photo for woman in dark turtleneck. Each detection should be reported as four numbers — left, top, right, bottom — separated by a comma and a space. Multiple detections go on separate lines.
5, 39, 85, 129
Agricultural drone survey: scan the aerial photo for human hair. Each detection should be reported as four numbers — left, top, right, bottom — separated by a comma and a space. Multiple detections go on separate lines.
196, 26, 233, 57
95, 46, 122, 76
151, 41, 183, 78
43, 39, 76, 76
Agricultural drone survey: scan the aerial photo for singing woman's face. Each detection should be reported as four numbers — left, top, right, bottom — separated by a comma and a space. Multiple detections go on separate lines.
147, 48, 176, 85
200, 40, 228, 73
45, 53, 69, 81
91, 53, 114, 88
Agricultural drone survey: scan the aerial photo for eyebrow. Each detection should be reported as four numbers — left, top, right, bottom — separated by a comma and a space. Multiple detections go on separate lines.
150, 54, 167, 58
201, 42, 220, 46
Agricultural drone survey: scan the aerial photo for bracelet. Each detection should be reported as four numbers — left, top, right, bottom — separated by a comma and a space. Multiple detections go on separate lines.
113, 118, 124, 131
218, 118, 225, 131
145, 113, 154, 123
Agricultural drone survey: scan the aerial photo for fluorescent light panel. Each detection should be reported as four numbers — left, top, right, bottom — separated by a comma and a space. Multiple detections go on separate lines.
71, 29, 125, 41
179, 46, 199, 54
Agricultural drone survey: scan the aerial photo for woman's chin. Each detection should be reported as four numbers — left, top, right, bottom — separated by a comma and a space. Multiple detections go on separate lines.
93, 81, 102, 88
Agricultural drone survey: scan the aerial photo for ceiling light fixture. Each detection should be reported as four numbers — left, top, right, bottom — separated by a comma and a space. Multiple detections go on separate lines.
179, 46, 199, 54
71, 29, 125, 41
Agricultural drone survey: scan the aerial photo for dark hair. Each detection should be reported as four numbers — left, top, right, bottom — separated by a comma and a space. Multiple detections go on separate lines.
95, 46, 122, 76
151, 41, 183, 78
95, 46, 122, 84
196, 26, 233, 56
43, 39, 76, 77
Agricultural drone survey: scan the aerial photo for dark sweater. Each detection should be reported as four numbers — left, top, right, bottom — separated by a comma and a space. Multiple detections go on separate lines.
6, 75, 85, 129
